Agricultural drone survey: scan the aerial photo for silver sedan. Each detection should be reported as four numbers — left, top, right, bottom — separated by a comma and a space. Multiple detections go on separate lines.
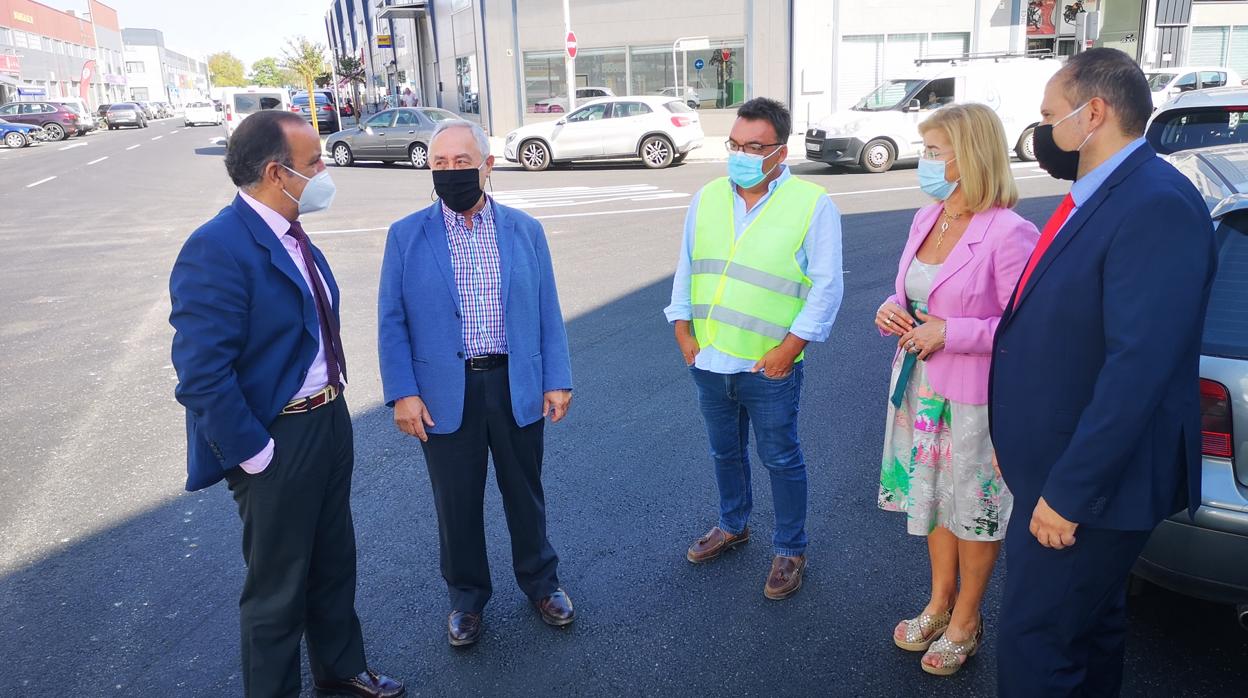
325, 107, 458, 169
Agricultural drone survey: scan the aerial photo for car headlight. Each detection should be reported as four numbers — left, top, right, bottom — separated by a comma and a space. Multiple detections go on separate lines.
505, 132, 518, 144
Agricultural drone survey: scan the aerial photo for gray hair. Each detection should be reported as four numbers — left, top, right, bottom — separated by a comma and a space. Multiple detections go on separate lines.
430, 119, 492, 162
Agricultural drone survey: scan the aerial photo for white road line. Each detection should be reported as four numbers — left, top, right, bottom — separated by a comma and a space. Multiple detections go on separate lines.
59, 142, 89, 151
308, 227, 387, 236
87, 156, 108, 165
151, 135, 163, 141
534, 205, 689, 220
27, 176, 55, 188
170, 130, 179, 134
126, 144, 141, 150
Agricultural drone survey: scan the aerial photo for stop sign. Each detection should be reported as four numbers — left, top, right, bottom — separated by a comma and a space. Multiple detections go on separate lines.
721, 48, 731, 61
566, 31, 578, 59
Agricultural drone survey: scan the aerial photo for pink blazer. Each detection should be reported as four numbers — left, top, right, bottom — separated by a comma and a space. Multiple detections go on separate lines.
883, 204, 1039, 405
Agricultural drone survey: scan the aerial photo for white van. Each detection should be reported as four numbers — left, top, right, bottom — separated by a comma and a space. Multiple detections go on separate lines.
805, 56, 1063, 173
221, 87, 291, 141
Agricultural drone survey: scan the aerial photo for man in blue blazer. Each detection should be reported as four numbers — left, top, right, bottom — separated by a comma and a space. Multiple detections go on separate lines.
990, 49, 1216, 697
170, 111, 402, 698
378, 119, 575, 647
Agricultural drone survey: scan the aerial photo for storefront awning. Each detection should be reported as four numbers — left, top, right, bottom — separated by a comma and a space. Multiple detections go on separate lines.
376, 0, 428, 20
0, 73, 18, 87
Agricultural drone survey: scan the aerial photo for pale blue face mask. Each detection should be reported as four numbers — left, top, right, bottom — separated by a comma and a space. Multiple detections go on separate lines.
727, 147, 782, 189
917, 156, 958, 201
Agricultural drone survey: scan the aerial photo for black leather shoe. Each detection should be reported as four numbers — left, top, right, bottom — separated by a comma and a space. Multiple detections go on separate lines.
536, 588, 575, 627
448, 610, 483, 647
314, 669, 405, 698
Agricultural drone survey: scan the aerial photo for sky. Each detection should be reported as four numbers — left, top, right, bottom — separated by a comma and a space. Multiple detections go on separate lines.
45, 0, 328, 67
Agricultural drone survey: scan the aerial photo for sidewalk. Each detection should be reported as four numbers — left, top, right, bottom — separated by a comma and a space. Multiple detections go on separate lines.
487, 132, 808, 164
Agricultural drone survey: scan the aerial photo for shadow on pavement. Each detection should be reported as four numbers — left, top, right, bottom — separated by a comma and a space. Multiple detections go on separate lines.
194, 146, 226, 157
0, 201, 1243, 696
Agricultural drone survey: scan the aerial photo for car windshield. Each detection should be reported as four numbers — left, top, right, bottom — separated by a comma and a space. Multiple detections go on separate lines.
664, 100, 693, 113
1204, 212, 1248, 359
234, 94, 284, 114
854, 80, 926, 111
1145, 73, 1176, 92
1149, 108, 1248, 155
420, 108, 456, 122
108, 105, 135, 112
293, 95, 330, 106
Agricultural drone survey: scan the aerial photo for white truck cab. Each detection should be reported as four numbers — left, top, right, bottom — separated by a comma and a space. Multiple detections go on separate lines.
221, 87, 291, 142
805, 56, 1062, 173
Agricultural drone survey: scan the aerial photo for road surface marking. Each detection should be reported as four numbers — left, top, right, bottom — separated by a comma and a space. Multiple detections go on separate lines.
127, 144, 141, 150
59, 142, 89, 151
492, 184, 689, 210
309, 227, 387, 236
87, 156, 108, 165
151, 136, 163, 141
534, 205, 688, 220
170, 130, 179, 134
27, 176, 55, 188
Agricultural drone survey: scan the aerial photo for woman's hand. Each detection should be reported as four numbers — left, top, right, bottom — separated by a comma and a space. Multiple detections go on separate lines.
898, 310, 947, 360
875, 302, 916, 337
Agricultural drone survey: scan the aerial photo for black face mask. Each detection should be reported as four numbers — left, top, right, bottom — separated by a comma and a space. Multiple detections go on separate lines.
433, 166, 485, 213
1033, 124, 1080, 182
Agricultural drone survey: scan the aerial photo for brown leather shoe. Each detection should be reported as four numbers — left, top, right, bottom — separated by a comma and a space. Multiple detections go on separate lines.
763, 554, 806, 600
686, 526, 750, 563
448, 610, 482, 647
314, 669, 405, 698
536, 588, 575, 627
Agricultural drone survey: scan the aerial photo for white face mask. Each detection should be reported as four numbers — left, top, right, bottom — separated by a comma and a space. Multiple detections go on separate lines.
282, 165, 336, 215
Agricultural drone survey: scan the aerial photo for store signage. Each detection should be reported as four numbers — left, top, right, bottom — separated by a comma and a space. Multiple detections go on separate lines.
377, 34, 393, 48
12, 11, 35, 24
566, 31, 577, 59
18, 87, 47, 96
0, 54, 20, 74
79, 60, 95, 101
721, 48, 731, 61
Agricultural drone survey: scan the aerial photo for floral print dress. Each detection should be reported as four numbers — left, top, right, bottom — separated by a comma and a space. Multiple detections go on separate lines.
877, 259, 1012, 541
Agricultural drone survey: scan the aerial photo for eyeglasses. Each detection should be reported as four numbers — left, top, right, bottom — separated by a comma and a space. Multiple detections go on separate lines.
922, 148, 950, 160
725, 139, 784, 156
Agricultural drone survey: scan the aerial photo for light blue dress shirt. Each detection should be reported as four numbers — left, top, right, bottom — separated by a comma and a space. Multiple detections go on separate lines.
1062, 137, 1147, 230
664, 166, 845, 375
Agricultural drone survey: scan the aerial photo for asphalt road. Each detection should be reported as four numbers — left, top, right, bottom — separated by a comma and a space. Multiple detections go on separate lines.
1, 124, 1245, 696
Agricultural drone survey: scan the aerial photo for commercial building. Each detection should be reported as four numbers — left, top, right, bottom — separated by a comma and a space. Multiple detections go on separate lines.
0, 0, 125, 107
121, 28, 209, 106
331, 0, 1248, 135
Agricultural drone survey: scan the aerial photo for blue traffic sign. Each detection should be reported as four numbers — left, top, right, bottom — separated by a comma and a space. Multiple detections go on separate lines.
694, 58, 705, 70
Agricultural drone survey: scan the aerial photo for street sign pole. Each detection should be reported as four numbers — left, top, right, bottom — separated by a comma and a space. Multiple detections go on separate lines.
563, 0, 576, 112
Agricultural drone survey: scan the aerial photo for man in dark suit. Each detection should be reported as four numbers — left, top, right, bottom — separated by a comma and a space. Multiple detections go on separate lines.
990, 48, 1217, 697
378, 119, 574, 647
170, 110, 403, 698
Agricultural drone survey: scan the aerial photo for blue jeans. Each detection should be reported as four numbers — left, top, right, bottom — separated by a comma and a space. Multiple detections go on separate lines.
689, 363, 807, 557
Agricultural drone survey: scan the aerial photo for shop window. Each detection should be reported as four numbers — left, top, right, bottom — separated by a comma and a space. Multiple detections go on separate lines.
455, 55, 479, 115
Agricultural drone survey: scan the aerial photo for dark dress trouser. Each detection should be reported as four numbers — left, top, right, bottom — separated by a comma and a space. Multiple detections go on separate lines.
997, 512, 1152, 698
225, 397, 366, 698
420, 363, 560, 614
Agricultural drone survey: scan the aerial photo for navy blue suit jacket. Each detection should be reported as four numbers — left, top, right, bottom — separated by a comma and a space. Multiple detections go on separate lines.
990, 145, 1217, 530
377, 201, 572, 433
170, 196, 341, 492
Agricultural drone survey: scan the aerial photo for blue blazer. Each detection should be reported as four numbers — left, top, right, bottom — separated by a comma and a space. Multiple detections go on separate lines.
170, 196, 341, 492
989, 145, 1217, 530
377, 200, 572, 433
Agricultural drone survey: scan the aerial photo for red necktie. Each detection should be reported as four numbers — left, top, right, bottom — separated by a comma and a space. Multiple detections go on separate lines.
1013, 193, 1075, 307
287, 221, 346, 386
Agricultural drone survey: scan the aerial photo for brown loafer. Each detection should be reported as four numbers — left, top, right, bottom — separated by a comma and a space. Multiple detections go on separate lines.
448, 610, 482, 647
763, 554, 806, 600
314, 669, 405, 698
686, 526, 750, 563
535, 588, 575, 627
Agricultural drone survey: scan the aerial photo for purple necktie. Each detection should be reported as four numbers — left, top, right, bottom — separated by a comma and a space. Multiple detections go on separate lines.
287, 221, 346, 386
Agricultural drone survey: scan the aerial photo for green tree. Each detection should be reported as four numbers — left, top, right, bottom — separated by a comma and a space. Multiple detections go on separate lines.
335, 54, 366, 124
248, 57, 286, 87
207, 52, 246, 87
281, 36, 328, 132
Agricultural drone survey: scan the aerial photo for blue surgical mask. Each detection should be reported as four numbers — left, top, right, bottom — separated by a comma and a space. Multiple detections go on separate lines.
917, 157, 958, 201
727, 148, 781, 189
282, 165, 337, 214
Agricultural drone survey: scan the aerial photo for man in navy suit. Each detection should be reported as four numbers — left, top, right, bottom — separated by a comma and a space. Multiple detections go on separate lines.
377, 119, 575, 647
170, 110, 402, 698
990, 49, 1217, 696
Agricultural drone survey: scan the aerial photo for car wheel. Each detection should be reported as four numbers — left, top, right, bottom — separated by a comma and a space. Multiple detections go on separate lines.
520, 139, 551, 171
640, 135, 675, 169
43, 123, 67, 141
409, 142, 429, 169
1016, 126, 1037, 162
332, 142, 354, 167
4, 131, 27, 149
185, 121, 192, 127
687, 100, 699, 110
860, 138, 895, 173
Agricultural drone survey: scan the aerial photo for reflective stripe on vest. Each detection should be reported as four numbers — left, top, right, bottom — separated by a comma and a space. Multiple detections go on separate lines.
690, 176, 825, 361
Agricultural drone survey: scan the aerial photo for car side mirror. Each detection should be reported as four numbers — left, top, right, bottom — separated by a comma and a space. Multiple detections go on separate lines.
556, 118, 567, 126
364, 126, 375, 135
907, 99, 922, 112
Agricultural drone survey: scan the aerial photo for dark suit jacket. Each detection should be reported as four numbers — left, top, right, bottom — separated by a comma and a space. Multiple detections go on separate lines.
990, 144, 1217, 530
170, 196, 341, 492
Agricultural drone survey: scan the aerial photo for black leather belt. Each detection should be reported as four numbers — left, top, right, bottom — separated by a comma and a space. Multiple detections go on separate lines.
466, 354, 508, 371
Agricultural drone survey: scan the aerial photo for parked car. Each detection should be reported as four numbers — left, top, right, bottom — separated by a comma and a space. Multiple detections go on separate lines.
221, 87, 291, 141
533, 86, 615, 114
806, 56, 1061, 172
134, 101, 155, 120
0, 101, 80, 141
105, 103, 148, 129
183, 101, 222, 127
0, 117, 42, 148
656, 86, 702, 110
1143, 66, 1243, 110
50, 98, 99, 133
505, 96, 703, 171
1131, 142, 1248, 627
157, 102, 176, 118
1146, 86, 1248, 155
326, 106, 457, 168
291, 92, 340, 133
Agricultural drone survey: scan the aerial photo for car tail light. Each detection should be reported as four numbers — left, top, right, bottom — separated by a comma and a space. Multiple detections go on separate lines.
291, 106, 300, 112
1201, 379, 1234, 458
225, 106, 233, 121
322, 105, 334, 112
671, 115, 692, 127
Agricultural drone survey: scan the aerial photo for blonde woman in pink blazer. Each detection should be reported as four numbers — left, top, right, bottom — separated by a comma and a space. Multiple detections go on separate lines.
874, 104, 1039, 676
